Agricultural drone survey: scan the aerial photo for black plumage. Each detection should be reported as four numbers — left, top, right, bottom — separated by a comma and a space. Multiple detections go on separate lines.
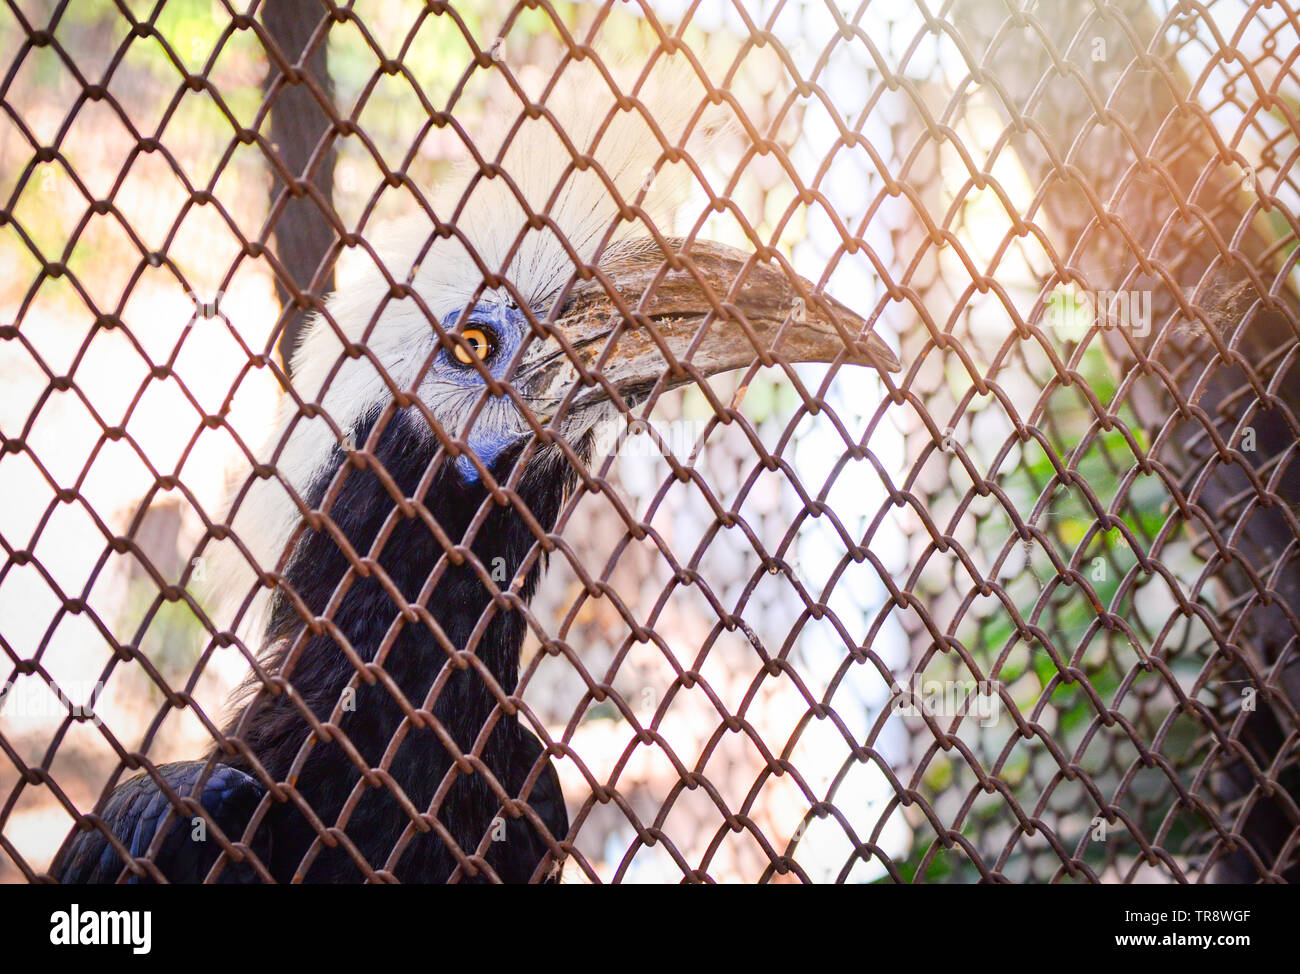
53, 762, 269, 883
53, 408, 576, 883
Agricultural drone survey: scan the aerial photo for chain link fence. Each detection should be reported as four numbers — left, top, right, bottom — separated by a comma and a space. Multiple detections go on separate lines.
0, 0, 1296, 883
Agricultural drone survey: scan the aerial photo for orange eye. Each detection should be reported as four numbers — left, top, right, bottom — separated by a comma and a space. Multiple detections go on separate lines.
452, 328, 493, 365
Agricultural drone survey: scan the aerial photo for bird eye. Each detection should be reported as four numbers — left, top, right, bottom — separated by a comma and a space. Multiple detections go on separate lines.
452, 328, 494, 366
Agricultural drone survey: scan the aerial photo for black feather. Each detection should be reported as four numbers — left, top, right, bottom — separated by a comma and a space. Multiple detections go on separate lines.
54, 408, 577, 883
51, 762, 268, 883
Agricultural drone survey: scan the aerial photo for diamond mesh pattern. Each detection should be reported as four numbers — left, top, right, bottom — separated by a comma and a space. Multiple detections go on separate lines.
0, 0, 1296, 883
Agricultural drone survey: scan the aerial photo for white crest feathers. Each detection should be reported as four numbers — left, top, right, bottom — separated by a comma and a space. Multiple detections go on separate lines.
209, 55, 718, 641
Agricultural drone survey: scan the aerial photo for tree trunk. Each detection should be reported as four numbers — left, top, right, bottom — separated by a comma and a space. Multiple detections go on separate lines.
260, 0, 338, 374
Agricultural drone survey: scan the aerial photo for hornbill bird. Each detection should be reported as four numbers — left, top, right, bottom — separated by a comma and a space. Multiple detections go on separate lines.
50, 71, 900, 883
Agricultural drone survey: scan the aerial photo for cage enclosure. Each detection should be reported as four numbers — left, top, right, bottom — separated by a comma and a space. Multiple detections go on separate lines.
0, 0, 1296, 884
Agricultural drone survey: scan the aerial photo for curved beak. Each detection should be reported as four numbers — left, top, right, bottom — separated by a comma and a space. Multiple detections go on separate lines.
522, 238, 900, 412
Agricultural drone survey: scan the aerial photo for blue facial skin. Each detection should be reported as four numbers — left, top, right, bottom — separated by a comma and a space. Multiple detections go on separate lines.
436, 301, 531, 483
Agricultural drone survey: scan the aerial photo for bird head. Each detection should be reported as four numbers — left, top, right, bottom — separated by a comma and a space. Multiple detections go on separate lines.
388, 235, 900, 483
214, 61, 900, 637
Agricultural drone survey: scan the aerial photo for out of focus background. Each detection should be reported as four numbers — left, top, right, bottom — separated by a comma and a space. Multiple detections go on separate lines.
2, 0, 1298, 883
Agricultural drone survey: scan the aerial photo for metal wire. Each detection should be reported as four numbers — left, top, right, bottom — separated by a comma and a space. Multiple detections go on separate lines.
0, 0, 1296, 882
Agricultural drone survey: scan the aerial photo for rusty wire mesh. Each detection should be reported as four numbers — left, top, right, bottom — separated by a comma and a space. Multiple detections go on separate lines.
0, 0, 1297, 883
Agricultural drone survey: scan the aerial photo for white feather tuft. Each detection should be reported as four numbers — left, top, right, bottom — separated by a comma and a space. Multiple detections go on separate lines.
208, 55, 717, 642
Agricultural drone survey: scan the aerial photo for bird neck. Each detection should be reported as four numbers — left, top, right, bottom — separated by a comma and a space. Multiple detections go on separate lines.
245, 408, 576, 763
